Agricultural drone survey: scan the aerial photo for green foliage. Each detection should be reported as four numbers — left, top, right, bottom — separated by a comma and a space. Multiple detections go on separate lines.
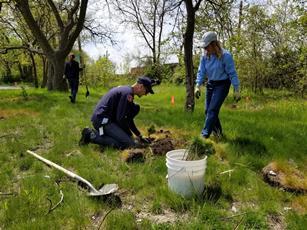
172, 64, 185, 85
185, 137, 215, 160
171, 54, 200, 85
286, 212, 307, 230
144, 63, 173, 81
20, 86, 28, 100
86, 56, 116, 87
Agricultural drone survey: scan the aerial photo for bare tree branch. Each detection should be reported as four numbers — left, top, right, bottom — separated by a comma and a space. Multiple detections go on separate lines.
0, 45, 44, 55
47, 190, 64, 214
46, 0, 64, 30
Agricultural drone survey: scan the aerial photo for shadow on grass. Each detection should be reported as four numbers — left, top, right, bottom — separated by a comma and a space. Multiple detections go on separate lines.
229, 137, 267, 156
193, 183, 223, 204
202, 184, 222, 203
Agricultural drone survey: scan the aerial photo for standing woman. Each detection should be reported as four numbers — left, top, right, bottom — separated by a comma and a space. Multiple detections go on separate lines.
195, 31, 241, 139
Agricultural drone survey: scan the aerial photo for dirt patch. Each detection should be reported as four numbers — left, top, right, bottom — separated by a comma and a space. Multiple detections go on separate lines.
291, 195, 307, 214
262, 162, 307, 194
30, 136, 54, 154
267, 214, 285, 230
145, 129, 175, 155
119, 189, 188, 224
121, 149, 146, 163
150, 137, 174, 155
136, 208, 187, 224
0, 109, 39, 119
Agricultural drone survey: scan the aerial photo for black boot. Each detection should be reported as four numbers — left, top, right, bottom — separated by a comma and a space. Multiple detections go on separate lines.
79, 128, 92, 146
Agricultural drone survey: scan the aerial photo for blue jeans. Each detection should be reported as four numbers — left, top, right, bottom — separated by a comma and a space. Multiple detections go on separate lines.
201, 79, 231, 137
91, 121, 135, 149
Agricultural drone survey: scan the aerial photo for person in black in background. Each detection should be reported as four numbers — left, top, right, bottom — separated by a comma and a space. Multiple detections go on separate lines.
79, 76, 159, 149
64, 53, 83, 103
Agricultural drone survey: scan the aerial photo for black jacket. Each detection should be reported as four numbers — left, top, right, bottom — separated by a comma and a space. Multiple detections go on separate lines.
64, 60, 81, 80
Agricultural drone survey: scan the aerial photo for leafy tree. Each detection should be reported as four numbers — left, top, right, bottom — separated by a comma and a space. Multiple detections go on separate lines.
87, 55, 116, 87
13, 0, 89, 91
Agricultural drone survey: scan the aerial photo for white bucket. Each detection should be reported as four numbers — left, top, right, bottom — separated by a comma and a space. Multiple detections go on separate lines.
166, 149, 207, 197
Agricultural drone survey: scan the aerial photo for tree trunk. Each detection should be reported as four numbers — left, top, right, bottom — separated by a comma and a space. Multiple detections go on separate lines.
18, 63, 24, 80
47, 55, 67, 91
41, 56, 47, 88
29, 52, 38, 88
183, 1, 196, 112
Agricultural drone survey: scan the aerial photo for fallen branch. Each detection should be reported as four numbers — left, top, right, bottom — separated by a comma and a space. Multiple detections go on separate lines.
0, 45, 44, 55
98, 208, 115, 230
233, 216, 245, 230
47, 190, 64, 214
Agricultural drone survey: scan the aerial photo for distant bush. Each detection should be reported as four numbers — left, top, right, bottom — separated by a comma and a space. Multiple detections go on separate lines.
144, 63, 173, 82
1, 74, 21, 84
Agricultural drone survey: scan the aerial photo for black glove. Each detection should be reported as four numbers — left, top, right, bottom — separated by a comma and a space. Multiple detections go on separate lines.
195, 86, 201, 99
234, 91, 241, 102
138, 136, 151, 144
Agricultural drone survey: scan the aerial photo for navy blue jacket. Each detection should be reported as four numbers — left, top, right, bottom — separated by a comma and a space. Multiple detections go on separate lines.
91, 86, 140, 136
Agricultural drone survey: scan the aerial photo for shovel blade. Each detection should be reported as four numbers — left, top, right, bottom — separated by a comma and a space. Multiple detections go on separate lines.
89, 184, 118, 196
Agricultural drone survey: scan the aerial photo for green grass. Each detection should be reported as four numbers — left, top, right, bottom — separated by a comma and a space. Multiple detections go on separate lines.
0, 84, 306, 229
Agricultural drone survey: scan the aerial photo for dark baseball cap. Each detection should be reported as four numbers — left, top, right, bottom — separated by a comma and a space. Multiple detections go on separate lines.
137, 76, 154, 94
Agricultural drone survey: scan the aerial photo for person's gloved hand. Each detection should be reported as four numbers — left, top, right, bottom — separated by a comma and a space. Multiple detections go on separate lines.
137, 135, 151, 144
234, 90, 241, 102
195, 86, 201, 99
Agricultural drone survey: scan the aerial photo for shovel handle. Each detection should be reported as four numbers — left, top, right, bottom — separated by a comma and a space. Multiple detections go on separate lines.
26, 150, 98, 193
27, 150, 77, 177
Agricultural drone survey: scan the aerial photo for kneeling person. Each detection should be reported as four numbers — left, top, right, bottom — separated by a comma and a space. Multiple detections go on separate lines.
79, 76, 155, 149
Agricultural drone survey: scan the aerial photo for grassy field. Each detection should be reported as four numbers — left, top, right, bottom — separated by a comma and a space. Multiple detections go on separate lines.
0, 83, 306, 229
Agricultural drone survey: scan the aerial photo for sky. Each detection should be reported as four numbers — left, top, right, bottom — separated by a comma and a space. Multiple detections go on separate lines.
83, 27, 147, 73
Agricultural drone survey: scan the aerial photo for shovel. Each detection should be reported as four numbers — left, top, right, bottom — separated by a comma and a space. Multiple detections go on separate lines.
26, 150, 118, 197
85, 84, 90, 98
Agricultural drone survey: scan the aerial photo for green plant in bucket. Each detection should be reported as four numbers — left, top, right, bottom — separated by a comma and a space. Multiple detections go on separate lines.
184, 137, 215, 160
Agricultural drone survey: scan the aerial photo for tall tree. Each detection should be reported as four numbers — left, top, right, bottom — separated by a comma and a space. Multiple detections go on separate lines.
13, 0, 88, 91
182, 0, 203, 112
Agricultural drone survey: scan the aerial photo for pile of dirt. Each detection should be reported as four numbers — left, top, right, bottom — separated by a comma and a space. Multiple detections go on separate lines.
121, 149, 146, 163
121, 128, 183, 162
150, 137, 174, 155
262, 162, 307, 194
146, 128, 175, 155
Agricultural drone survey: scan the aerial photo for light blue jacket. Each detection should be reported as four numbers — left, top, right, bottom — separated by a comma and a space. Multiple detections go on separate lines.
196, 49, 240, 91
